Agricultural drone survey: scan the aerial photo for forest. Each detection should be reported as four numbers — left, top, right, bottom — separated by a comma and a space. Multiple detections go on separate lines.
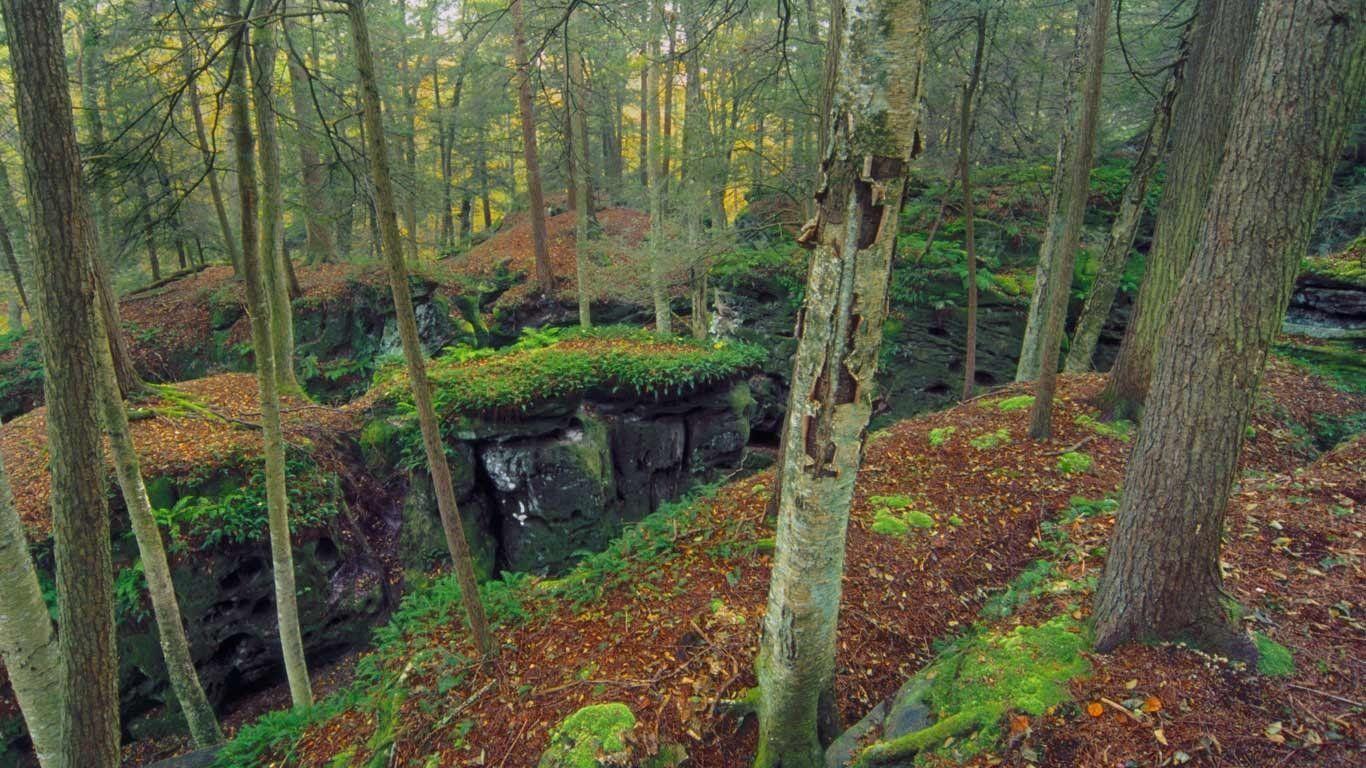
0, 0, 1362, 766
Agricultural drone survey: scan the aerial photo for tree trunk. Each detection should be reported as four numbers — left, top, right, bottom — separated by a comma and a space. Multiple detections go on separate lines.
178, 21, 240, 270
250, 2, 301, 395
511, 0, 554, 297
283, 0, 336, 265
91, 311, 222, 747
227, 0, 314, 709
1, 0, 120, 762
1099, 0, 1258, 417
345, 0, 494, 657
1024, 0, 1110, 440
138, 181, 163, 282
755, 2, 927, 766
0, 162, 27, 311
1093, 0, 1365, 660
0, 211, 26, 312
960, 10, 987, 401
639, 65, 650, 190
0, 416, 63, 767
569, 39, 594, 329
646, 0, 671, 336
1065, 26, 1190, 373
1017, 0, 1109, 388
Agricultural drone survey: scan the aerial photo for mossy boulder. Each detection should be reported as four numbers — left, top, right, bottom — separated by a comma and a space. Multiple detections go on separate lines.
539, 703, 637, 768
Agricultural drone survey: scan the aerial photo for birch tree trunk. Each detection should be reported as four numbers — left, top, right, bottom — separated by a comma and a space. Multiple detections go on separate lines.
1099, 0, 1258, 416
1, 0, 120, 761
91, 312, 222, 747
227, 0, 314, 708
1064, 25, 1190, 373
1025, 0, 1109, 439
0, 418, 63, 767
344, 0, 494, 657
1016, 0, 1108, 386
1093, 0, 1365, 659
755, 1, 927, 765
511, 0, 555, 297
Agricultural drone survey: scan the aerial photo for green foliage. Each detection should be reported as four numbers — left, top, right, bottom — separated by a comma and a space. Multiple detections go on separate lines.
0, 330, 42, 407
538, 703, 637, 768
374, 326, 765, 420
969, 428, 1011, 450
1074, 413, 1133, 441
1056, 451, 1094, 475
928, 426, 957, 447
995, 394, 1034, 412
981, 560, 1058, 620
153, 455, 340, 550
1254, 632, 1295, 677
1272, 338, 1366, 396
1299, 237, 1366, 288
114, 561, 149, 623
709, 244, 807, 311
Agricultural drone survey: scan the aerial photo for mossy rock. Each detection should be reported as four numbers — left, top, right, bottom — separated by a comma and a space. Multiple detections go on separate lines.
538, 703, 637, 768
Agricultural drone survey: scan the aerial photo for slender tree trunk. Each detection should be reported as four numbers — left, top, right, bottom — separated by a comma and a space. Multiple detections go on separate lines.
1065, 27, 1190, 373
1093, 0, 1365, 660
178, 22, 240, 270
0, 417, 63, 767
639, 65, 650, 190
283, 0, 336, 265
0, 211, 26, 312
250, 1, 301, 395
1017, 0, 1109, 389
0, 162, 27, 311
569, 40, 594, 329
435, 55, 454, 251
511, 0, 554, 296
755, 2, 927, 765
1100, 0, 1258, 417
227, 0, 313, 708
1024, 0, 1109, 439
1, 0, 119, 762
138, 181, 163, 282
646, 0, 671, 335
345, 0, 493, 657
960, 10, 987, 401
91, 311, 222, 747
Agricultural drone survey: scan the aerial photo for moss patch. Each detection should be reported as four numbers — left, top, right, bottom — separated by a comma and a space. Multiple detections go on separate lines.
928, 426, 957, 447
970, 428, 1011, 450
1253, 632, 1295, 677
996, 394, 1035, 412
1074, 413, 1133, 441
1057, 451, 1094, 474
538, 702, 637, 768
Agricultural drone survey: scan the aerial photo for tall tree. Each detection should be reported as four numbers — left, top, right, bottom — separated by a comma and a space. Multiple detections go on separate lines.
754, 0, 927, 765
0, 419, 63, 767
251, 0, 301, 395
1093, 0, 1365, 659
1, 0, 121, 762
177, 18, 240, 271
646, 0, 671, 336
1099, 0, 1259, 416
283, 0, 337, 265
343, 0, 494, 657
959, 8, 988, 401
226, 0, 314, 708
568, 28, 594, 329
1065, 24, 1191, 373
511, 0, 554, 296
0, 162, 27, 312
1023, 0, 1110, 439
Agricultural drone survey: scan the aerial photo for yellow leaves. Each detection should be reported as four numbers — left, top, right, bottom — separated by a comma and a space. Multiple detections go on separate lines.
1142, 695, 1162, 713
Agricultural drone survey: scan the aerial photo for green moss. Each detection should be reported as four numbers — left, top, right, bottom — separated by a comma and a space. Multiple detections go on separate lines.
869, 493, 914, 510
1057, 451, 1094, 474
1074, 413, 1133, 441
947, 514, 964, 527
996, 395, 1035, 412
538, 703, 637, 768
1272, 338, 1366, 396
927, 426, 957, 447
1254, 632, 1295, 677
969, 428, 1011, 450
871, 509, 910, 537
905, 510, 936, 529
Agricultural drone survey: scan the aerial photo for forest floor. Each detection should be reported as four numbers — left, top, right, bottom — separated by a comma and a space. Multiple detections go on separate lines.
186, 355, 1362, 768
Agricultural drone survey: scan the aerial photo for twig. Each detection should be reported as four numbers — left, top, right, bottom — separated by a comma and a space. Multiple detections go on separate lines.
1099, 696, 1147, 723
1046, 436, 1094, 457
1284, 683, 1364, 708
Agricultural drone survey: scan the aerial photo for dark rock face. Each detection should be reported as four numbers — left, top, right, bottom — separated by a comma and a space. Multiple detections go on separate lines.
395, 380, 754, 575
1284, 276, 1366, 338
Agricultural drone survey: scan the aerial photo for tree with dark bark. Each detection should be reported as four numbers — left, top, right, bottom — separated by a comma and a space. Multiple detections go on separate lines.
754, 0, 928, 765
511, 0, 554, 297
1, 0, 121, 762
959, 8, 988, 401
1092, 0, 1365, 661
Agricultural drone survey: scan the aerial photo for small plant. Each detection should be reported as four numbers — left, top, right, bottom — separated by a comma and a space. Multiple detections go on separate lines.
928, 426, 957, 447
1057, 451, 1094, 474
1074, 413, 1133, 441
996, 394, 1035, 412
970, 428, 1011, 450
1253, 632, 1295, 677
871, 509, 910, 537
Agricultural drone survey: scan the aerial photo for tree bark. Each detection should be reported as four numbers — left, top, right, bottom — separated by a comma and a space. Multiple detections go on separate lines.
1065, 25, 1191, 373
345, 0, 494, 657
1093, 0, 1365, 660
0, 416, 63, 767
91, 311, 222, 747
511, 0, 554, 296
0, 162, 27, 311
754, 1, 927, 765
1099, 0, 1258, 417
1025, 0, 1110, 440
960, 10, 987, 401
646, 0, 671, 336
569, 35, 594, 329
227, 0, 314, 709
178, 21, 240, 271
283, 0, 337, 265
250, 0, 301, 395
1, 0, 120, 762
138, 180, 163, 282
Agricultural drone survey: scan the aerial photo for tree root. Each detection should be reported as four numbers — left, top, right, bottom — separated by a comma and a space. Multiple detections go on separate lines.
851, 704, 1003, 767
